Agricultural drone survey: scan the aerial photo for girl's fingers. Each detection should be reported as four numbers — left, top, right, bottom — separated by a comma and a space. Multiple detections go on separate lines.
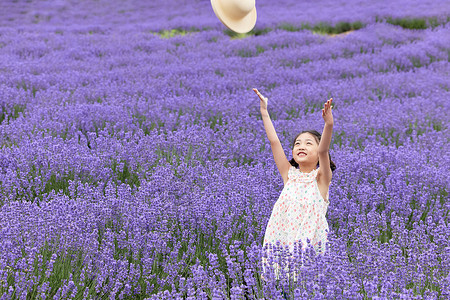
253, 89, 262, 98
255, 92, 267, 102
253, 88, 268, 106
324, 98, 333, 111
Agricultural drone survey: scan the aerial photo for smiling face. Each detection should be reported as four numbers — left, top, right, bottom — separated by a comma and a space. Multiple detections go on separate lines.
292, 132, 320, 167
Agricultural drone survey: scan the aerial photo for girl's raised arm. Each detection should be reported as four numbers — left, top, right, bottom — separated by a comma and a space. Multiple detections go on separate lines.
318, 98, 333, 184
253, 88, 291, 184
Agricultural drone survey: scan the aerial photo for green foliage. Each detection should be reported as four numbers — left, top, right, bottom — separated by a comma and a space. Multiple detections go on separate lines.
43, 173, 75, 196
207, 111, 224, 129
277, 23, 302, 32
224, 27, 272, 39
0, 105, 26, 124
237, 48, 254, 57
132, 112, 158, 135
385, 17, 427, 29
312, 21, 365, 35
276, 21, 364, 35
378, 227, 392, 244
152, 16, 446, 44
110, 159, 141, 189
146, 210, 261, 296
256, 45, 265, 54
154, 27, 201, 39
1, 243, 96, 299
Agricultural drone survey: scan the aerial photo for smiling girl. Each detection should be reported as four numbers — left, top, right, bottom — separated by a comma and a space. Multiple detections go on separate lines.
253, 88, 336, 256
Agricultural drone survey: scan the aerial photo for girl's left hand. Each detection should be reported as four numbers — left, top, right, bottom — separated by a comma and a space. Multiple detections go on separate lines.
322, 98, 333, 125
253, 88, 268, 110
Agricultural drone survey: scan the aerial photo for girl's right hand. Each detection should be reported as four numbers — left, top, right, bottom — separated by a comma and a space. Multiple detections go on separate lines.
253, 88, 268, 110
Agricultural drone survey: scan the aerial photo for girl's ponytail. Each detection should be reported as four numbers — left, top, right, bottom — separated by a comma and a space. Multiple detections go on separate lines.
289, 158, 298, 168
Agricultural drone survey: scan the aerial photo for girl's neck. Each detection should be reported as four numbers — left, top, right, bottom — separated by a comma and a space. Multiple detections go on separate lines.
298, 164, 317, 174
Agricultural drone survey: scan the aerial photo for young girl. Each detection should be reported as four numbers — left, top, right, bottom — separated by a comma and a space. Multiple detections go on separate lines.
253, 88, 336, 279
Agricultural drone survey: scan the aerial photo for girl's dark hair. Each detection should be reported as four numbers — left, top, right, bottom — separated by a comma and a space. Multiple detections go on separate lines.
289, 130, 336, 172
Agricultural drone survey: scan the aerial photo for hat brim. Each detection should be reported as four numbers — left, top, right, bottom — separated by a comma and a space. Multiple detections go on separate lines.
211, 0, 257, 34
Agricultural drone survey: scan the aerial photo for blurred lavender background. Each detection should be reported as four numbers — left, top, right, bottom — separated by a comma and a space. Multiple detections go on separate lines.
0, 0, 449, 299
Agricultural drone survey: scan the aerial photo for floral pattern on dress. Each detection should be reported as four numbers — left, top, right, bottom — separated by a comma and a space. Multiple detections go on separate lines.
263, 166, 330, 254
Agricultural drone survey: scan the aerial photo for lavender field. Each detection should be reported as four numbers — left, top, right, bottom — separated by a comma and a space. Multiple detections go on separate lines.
0, 0, 449, 299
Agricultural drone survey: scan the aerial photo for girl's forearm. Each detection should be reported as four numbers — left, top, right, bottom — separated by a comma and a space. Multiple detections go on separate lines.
261, 108, 280, 143
318, 123, 333, 153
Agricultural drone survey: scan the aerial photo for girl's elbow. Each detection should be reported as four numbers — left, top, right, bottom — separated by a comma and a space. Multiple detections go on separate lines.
318, 148, 329, 155
270, 139, 280, 145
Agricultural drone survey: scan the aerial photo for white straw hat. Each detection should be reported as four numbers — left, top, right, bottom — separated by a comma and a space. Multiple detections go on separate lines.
210, 0, 257, 34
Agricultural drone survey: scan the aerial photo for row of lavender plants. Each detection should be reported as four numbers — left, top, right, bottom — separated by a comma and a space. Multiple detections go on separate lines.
2, 0, 449, 32
0, 0, 449, 299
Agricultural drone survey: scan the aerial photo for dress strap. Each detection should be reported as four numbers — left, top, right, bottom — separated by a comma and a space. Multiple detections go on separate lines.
287, 165, 296, 180
313, 167, 320, 177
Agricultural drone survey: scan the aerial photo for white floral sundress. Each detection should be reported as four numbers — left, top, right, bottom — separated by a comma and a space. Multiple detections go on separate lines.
263, 166, 330, 254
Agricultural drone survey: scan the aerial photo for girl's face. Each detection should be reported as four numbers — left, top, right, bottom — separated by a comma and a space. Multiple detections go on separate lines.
292, 132, 319, 166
